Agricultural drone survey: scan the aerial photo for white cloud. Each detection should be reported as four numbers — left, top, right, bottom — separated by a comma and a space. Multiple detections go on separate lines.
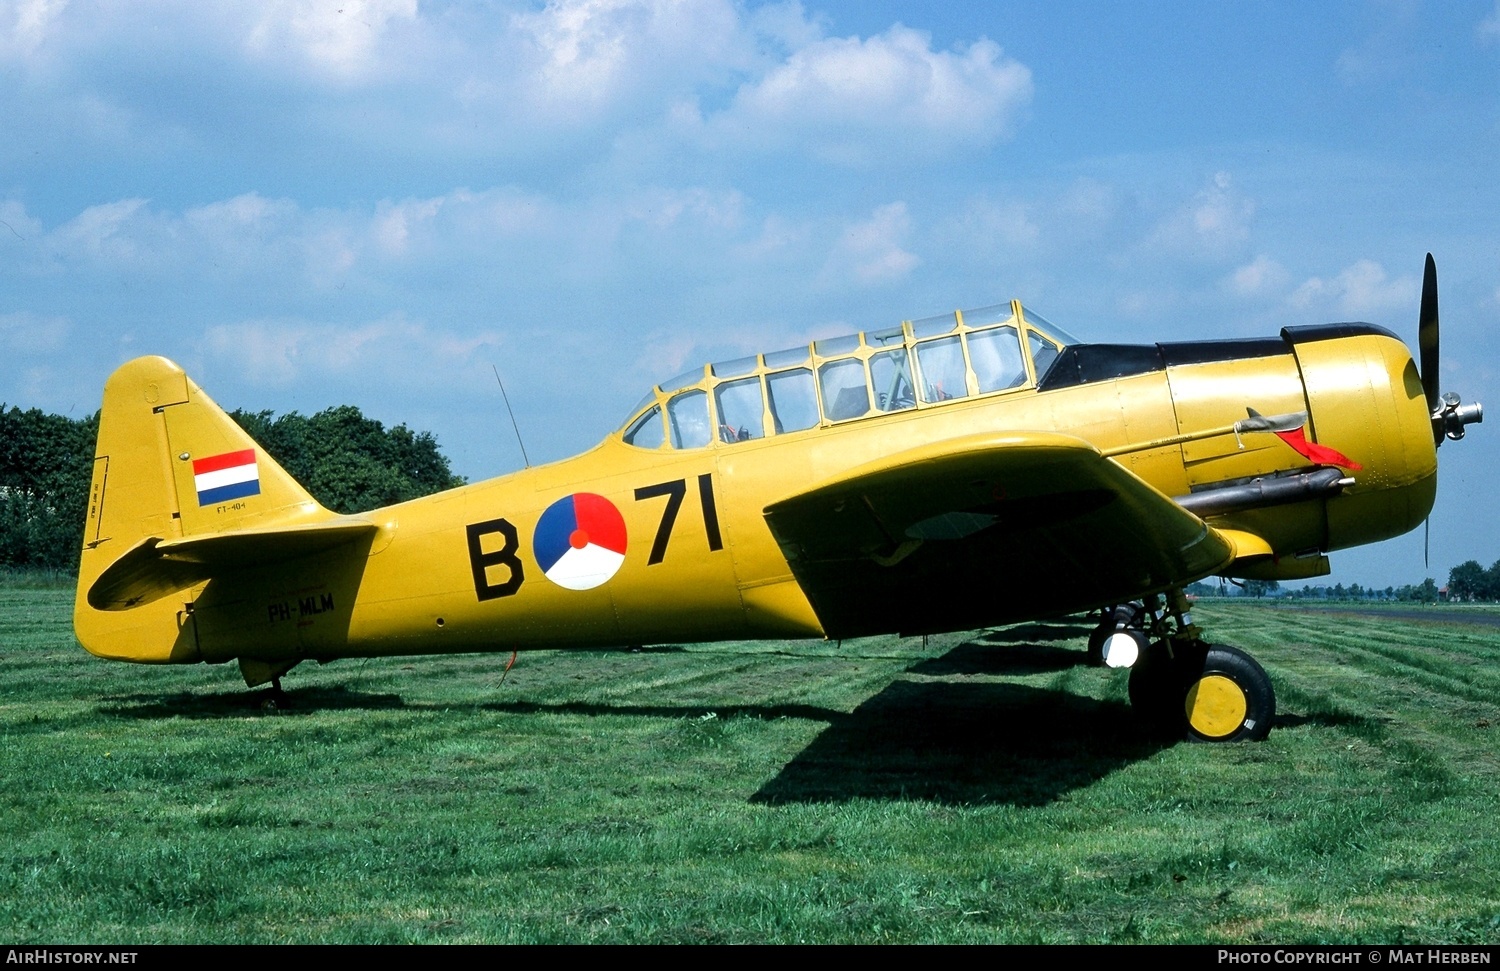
1480, 1, 1500, 43
728, 213, 814, 266
183, 194, 302, 266
201, 315, 504, 390
747, 0, 823, 50
186, 193, 293, 231
0, 1, 1034, 182
1227, 255, 1290, 298
372, 196, 445, 257
244, 0, 419, 81
1150, 172, 1254, 259
0, 199, 43, 242
16, 186, 748, 302
715, 24, 1031, 162
48, 198, 155, 264
624, 186, 745, 231
0, 0, 423, 87
512, 0, 748, 118
1289, 259, 1416, 318
970, 198, 1039, 249
1335, 0, 1418, 84
0, 0, 67, 61
824, 202, 920, 285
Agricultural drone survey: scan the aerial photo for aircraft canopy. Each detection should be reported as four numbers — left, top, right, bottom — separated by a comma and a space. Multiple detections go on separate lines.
619, 301, 1076, 450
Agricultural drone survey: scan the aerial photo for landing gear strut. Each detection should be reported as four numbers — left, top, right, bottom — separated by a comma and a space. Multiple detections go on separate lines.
1110, 589, 1275, 741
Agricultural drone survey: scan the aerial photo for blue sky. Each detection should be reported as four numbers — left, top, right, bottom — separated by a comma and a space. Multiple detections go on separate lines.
2, 0, 1497, 587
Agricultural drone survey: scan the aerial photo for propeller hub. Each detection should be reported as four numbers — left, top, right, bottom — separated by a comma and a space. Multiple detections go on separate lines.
1433, 396, 1482, 442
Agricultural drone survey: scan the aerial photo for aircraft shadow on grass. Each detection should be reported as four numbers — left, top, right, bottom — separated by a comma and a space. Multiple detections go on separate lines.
96, 634, 1170, 805
751, 679, 1168, 807
907, 636, 1089, 677
97, 684, 409, 719
504, 632, 1169, 808
478, 698, 847, 722
982, 621, 1097, 644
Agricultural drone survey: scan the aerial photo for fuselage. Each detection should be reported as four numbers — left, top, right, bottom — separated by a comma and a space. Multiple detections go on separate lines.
189, 311, 1437, 667
74, 301, 1438, 675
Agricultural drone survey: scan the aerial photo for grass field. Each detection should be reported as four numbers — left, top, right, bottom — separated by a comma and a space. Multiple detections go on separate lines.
3, 580, 1498, 943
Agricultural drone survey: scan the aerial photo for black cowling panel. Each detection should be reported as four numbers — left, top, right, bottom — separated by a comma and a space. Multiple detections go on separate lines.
1035, 324, 1392, 393
1036, 344, 1165, 390
1281, 322, 1399, 344
1159, 338, 1287, 367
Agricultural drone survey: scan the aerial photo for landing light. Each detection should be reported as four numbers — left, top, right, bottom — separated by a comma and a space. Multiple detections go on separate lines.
1102, 631, 1143, 669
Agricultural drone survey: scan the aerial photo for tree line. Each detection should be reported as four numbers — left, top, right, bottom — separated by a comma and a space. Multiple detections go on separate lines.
1279, 579, 1443, 603
1189, 577, 1448, 602
0, 404, 465, 573
1442, 560, 1500, 602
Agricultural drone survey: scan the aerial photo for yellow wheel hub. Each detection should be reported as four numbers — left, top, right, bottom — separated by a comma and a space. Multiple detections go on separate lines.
1184, 674, 1248, 739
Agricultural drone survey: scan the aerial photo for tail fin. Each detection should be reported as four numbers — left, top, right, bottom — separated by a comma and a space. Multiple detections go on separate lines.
74, 356, 344, 662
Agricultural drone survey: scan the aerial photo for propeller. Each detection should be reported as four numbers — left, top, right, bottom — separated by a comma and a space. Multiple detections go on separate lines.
1418, 253, 1482, 446
1419, 253, 1440, 434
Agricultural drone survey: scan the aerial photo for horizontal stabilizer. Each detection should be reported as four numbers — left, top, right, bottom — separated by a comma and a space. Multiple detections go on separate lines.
88, 518, 376, 611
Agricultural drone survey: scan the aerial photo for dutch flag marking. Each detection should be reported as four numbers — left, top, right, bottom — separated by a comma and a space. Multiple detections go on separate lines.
193, 449, 261, 505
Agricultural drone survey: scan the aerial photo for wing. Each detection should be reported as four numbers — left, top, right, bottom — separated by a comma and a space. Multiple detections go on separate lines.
763, 431, 1235, 638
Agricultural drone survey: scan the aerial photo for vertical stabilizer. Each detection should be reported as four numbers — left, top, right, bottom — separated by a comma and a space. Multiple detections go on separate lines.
75, 356, 334, 662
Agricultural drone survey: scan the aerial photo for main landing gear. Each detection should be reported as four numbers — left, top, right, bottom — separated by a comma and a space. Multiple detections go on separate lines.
1088, 589, 1275, 742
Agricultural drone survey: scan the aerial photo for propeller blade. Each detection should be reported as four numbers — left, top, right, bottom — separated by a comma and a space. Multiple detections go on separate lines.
1419, 253, 1441, 440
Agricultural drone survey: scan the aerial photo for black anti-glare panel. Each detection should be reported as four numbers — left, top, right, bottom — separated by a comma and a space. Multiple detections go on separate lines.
1036, 344, 1164, 390
1159, 338, 1287, 367
1281, 322, 1399, 344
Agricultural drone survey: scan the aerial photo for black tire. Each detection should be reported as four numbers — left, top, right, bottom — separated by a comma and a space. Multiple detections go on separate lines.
1128, 642, 1274, 742
1181, 644, 1275, 742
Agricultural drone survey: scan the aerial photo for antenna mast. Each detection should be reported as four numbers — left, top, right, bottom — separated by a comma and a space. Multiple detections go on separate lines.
491, 364, 531, 469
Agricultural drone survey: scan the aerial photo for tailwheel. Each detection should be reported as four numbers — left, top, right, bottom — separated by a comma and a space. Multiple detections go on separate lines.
260, 676, 289, 712
1182, 645, 1274, 742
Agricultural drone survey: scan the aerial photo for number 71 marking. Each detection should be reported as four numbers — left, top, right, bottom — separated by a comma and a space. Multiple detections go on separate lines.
634, 473, 723, 565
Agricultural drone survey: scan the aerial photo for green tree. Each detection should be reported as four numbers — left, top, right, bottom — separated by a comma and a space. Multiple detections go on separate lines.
1448, 560, 1486, 602
1241, 579, 1281, 598
0, 407, 99, 571
0, 403, 463, 574
228, 406, 465, 514
1484, 560, 1500, 601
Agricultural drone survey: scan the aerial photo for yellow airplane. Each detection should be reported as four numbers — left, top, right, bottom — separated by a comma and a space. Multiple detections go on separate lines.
73, 256, 1480, 742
